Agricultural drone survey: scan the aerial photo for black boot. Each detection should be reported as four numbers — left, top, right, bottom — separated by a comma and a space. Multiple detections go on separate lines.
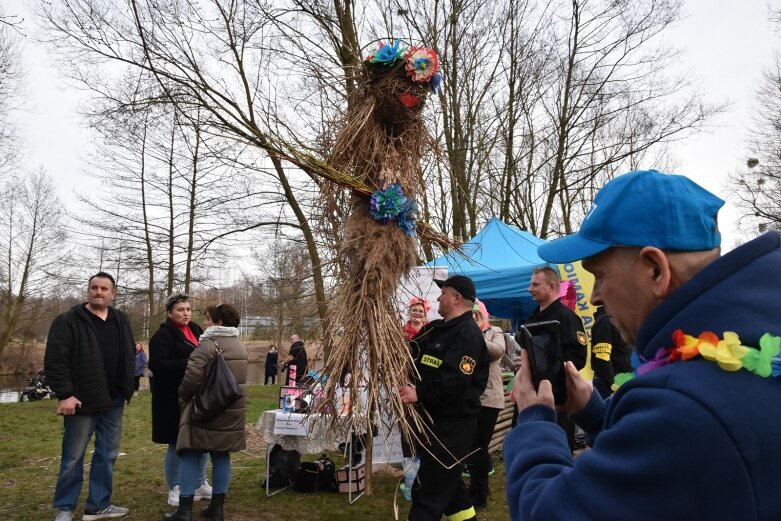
201, 492, 225, 521
163, 495, 193, 521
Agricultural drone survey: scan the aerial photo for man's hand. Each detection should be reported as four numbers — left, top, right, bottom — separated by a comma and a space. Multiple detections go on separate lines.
559, 361, 593, 416
511, 349, 554, 411
57, 396, 82, 416
399, 385, 418, 405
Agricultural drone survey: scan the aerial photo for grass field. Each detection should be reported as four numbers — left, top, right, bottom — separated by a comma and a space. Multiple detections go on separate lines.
0, 385, 510, 520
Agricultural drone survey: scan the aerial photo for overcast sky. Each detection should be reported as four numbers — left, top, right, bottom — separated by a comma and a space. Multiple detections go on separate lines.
14, 0, 781, 250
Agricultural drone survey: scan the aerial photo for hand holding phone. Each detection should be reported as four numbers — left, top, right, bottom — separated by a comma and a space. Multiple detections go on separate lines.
516, 320, 568, 405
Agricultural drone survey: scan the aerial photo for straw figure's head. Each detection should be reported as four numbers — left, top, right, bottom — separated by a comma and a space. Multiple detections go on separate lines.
363, 40, 441, 128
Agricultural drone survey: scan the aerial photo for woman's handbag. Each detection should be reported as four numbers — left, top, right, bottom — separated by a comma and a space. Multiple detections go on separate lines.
191, 345, 243, 424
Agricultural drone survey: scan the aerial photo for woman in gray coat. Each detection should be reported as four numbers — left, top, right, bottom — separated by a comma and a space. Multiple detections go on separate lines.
164, 303, 247, 521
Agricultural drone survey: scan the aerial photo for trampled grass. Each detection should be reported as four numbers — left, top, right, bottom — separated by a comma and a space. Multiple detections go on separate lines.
0, 385, 510, 520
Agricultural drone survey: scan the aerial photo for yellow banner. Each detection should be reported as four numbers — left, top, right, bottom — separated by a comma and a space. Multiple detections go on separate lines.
557, 262, 598, 380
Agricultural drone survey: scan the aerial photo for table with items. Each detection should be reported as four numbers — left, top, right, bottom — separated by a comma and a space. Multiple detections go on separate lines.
255, 409, 367, 503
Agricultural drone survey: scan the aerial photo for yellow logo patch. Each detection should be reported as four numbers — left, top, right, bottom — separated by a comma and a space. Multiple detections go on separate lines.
421, 354, 442, 368
577, 331, 588, 346
460, 356, 476, 375
593, 342, 612, 361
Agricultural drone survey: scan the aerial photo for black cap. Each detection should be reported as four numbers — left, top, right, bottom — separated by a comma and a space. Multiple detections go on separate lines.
434, 275, 476, 302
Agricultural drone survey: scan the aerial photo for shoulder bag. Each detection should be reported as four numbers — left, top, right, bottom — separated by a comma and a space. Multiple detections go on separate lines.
191, 343, 244, 424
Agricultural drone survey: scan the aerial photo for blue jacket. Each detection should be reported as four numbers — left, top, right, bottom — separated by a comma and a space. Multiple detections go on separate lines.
134, 349, 148, 376
504, 232, 781, 520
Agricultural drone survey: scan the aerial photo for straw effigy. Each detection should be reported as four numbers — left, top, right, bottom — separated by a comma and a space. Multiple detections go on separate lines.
311, 41, 443, 497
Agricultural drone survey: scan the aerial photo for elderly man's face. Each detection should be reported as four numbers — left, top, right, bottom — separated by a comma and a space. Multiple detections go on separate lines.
583, 247, 659, 346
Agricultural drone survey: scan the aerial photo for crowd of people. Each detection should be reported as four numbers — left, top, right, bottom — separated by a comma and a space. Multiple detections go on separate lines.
42, 169, 781, 521
44, 281, 252, 521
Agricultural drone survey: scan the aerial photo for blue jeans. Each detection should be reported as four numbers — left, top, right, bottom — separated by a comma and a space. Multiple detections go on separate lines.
164, 445, 209, 490
179, 451, 231, 496
53, 396, 125, 512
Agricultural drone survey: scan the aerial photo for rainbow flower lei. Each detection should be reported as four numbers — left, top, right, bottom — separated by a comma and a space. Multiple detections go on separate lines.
613, 330, 781, 391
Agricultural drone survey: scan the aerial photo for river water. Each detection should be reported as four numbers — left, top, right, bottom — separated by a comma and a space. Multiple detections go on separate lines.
0, 362, 269, 403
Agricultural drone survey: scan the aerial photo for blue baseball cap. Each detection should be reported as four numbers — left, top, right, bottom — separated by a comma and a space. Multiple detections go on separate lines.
538, 170, 725, 263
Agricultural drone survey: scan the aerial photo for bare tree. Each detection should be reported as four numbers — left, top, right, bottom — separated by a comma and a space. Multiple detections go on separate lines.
0, 169, 69, 352
0, 9, 24, 176
724, 7, 781, 235
38, 0, 360, 328
728, 54, 781, 234
247, 239, 320, 345
392, 0, 719, 244
72, 81, 268, 329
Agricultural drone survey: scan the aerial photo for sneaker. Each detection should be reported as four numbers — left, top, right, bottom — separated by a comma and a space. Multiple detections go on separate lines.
167, 485, 180, 507
55, 510, 72, 521
81, 505, 128, 520
194, 479, 212, 501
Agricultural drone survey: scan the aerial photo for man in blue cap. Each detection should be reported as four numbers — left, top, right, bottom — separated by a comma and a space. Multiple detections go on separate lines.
504, 170, 781, 520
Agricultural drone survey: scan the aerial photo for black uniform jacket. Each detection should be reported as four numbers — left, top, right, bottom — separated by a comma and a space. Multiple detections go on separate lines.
410, 311, 489, 419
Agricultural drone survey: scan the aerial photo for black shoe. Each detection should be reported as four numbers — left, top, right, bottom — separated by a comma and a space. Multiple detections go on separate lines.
470, 490, 488, 510
163, 495, 193, 521
201, 492, 225, 521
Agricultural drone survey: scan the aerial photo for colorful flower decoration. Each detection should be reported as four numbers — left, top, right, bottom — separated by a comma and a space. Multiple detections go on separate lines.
369, 184, 418, 237
365, 40, 442, 95
367, 40, 406, 66
404, 47, 439, 83
613, 330, 781, 391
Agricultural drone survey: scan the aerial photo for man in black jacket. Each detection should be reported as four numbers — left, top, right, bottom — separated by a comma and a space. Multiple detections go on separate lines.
527, 266, 588, 451
45, 272, 135, 521
399, 274, 489, 521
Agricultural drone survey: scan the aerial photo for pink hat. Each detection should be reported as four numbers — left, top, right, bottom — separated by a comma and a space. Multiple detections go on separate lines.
408, 297, 432, 312
474, 298, 490, 329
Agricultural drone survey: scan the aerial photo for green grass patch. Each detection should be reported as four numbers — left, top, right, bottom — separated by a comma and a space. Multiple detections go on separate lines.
0, 384, 510, 520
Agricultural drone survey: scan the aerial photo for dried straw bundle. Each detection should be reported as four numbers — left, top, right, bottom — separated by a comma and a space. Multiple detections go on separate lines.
311, 47, 439, 496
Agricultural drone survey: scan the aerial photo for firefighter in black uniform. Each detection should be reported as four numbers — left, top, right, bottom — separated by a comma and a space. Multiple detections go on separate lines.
591, 305, 632, 397
527, 267, 588, 451
399, 275, 488, 521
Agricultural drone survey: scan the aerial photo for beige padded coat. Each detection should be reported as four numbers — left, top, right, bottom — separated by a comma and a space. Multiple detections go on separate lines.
176, 327, 248, 454
480, 326, 506, 410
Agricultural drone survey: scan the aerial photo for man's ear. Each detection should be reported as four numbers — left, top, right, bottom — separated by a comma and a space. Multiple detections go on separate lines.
638, 247, 672, 299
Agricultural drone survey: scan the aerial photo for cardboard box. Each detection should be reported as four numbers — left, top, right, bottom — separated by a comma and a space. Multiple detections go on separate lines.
336, 463, 365, 493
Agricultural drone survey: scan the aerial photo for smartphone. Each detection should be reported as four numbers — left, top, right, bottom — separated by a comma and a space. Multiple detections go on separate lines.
516, 320, 567, 404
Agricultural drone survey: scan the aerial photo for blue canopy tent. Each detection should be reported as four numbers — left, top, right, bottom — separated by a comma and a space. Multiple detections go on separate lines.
424, 217, 551, 326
